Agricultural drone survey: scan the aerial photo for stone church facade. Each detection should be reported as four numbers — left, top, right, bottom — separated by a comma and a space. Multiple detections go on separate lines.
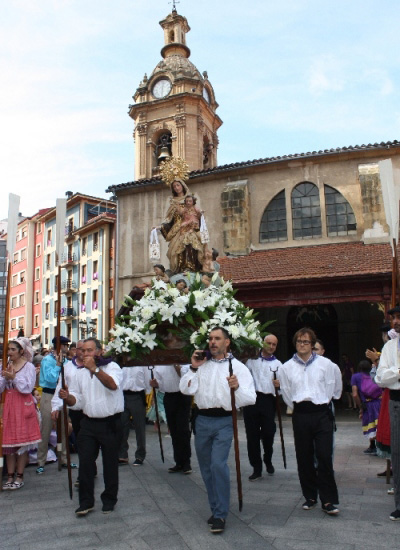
108, 8, 400, 365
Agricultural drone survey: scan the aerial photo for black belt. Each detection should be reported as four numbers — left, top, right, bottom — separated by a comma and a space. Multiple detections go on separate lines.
84, 412, 122, 421
293, 402, 329, 414
123, 390, 145, 395
390, 389, 400, 401
42, 387, 56, 395
198, 408, 232, 417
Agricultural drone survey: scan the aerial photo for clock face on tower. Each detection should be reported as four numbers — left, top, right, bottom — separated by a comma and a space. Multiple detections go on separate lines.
152, 78, 172, 99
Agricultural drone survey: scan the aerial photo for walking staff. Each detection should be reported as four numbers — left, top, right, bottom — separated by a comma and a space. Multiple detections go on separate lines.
0, 194, 20, 491
271, 366, 287, 469
55, 198, 72, 498
229, 357, 243, 511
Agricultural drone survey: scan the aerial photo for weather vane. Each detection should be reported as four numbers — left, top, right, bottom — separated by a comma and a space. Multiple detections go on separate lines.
169, 0, 180, 12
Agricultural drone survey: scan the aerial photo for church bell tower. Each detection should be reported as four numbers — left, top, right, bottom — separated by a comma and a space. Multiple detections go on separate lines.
129, 8, 223, 181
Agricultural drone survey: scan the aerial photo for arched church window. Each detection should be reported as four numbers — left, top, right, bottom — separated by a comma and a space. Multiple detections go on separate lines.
259, 191, 287, 242
324, 185, 357, 236
291, 182, 321, 239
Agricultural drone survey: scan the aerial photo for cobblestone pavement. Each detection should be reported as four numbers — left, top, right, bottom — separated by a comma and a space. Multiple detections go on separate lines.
0, 410, 395, 550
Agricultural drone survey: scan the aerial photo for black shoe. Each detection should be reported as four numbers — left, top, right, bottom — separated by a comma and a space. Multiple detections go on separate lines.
182, 465, 192, 474
249, 471, 262, 481
168, 465, 183, 473
210, 518, 225, 534
377, 469, 392, 477
118, 458, 129, 465
102, 504, 114, 514
75, 505, 94, 516
322, 503, 339, 515
133, 459, 143, 466
363, 447, 376, 455
62, 463, 78, 469
302, 499, 317, 510
263, 453, 274, 475
265, 462, 275, 475
207, 515, 215, 526
390, 509, 400, 521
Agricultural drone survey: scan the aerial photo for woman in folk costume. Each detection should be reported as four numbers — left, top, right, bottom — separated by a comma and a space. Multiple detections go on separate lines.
158, 179, 204, 273
0, 337, 41, 489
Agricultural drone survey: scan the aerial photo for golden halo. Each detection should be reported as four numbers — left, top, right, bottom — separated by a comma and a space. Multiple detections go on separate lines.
160, 157, 190, 187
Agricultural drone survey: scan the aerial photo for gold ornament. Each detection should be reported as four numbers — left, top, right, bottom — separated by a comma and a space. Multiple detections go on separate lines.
160, 157, 190, 187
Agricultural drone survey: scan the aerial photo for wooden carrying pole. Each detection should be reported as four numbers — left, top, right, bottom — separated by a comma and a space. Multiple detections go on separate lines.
0, 193, 20, 491
229, 358, 243, 511
0, 265, 12, 490
55, 198, 72, 497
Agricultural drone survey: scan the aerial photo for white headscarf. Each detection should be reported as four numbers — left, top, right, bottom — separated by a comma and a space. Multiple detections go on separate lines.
13, 337, 34, 362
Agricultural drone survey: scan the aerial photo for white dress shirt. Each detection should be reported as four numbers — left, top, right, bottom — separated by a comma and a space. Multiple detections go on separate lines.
279, 354, 342, 410
246, 356, 282, 394
121, 366, 151, 392
376, 337, 400, 390
153, 364, 190, 393
179, 357, 256, 410
68, 361, 124, 418
51, 360, 83, 412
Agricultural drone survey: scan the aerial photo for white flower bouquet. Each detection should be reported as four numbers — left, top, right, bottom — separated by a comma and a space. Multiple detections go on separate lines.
107, 274, 271, 362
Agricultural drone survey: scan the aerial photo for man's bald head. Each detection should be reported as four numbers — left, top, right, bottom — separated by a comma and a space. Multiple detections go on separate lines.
262, 334, 278, 357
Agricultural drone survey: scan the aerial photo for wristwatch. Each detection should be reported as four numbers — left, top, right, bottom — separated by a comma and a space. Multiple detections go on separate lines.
94, 367, 100, 374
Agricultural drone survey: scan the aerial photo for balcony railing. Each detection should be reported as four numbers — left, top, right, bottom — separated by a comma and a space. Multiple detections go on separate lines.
82, 248, 87, 256
65, 224, 76, 238
61, 280, 77, 292
61, 253, 77, 264
61, 307, 75, 317
93, 243, 99, 252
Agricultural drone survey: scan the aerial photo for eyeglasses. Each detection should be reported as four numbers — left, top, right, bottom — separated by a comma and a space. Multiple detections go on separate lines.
296, 339, 311, 345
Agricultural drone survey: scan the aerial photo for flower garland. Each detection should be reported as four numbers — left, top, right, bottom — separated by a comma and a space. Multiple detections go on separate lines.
107, 274, 271, 360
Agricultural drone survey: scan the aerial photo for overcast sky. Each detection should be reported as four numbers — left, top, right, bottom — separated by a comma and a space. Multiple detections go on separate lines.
1, 0, 398, 221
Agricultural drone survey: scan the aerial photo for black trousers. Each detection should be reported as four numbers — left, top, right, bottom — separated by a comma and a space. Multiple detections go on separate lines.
119, 391, 146, 461
292, 404, 338, 505
243, 393, 276, 472
163, 392, 192, 467
78, 414, 122, 508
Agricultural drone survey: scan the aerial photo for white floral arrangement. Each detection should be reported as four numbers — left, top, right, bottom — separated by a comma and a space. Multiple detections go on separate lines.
107, 274, 270, 360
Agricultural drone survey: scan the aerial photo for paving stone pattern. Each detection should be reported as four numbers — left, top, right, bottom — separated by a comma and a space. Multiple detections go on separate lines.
0, 411, 395, 550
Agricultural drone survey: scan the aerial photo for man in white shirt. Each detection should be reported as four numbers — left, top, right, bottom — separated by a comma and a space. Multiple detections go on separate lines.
277, 328, 342, 515
150, 364, 192, 473
244, 334, 282, 480
375, 306, 400, 521
118, 366, 150, 466
180, 327, 256, 534
59, 338, 124, 517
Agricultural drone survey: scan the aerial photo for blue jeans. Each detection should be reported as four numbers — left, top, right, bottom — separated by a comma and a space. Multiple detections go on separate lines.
195, 415, 233, 519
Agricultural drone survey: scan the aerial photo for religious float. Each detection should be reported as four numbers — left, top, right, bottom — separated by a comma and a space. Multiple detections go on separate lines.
106, 157, 270, 366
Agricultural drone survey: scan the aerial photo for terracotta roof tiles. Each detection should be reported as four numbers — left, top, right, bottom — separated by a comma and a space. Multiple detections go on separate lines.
219, 242, 393, 284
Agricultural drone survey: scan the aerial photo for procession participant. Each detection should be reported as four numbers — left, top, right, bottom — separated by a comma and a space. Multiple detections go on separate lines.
277, 327, 342, 515
118, 366, 150, 466
59, 337, 124, 516
1, 338, 41, 490
375, 306, 400, 521
180, 327, 256, 534
36, 335, 71, 475
150, 363, 192, 473
244, 334, 282, 480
